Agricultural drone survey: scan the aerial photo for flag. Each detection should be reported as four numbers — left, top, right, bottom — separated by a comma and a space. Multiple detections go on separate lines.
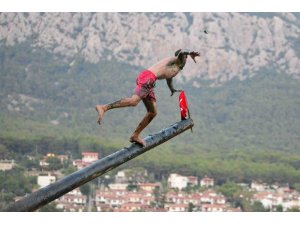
179, 91, 189, 120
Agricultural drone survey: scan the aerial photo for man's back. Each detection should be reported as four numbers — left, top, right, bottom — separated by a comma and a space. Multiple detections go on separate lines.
148, 57, 182, 80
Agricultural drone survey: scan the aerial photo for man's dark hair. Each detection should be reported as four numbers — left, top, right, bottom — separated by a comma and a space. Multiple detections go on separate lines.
175, 49, 182, 56
175, 49, 191, 57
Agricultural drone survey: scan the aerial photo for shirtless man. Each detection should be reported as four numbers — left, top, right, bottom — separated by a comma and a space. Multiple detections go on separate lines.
96, 49, 200, 147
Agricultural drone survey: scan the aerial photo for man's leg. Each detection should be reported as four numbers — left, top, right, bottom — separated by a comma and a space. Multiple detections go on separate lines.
129, 98, 157, 147
95, 94, 141, 125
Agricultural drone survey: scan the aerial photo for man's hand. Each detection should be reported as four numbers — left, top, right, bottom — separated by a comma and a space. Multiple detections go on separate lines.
170, 89, 182, 96
189, 51, 200, 63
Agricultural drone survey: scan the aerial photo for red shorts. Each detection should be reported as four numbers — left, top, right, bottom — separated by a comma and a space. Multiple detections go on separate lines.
134, 70, 157, 102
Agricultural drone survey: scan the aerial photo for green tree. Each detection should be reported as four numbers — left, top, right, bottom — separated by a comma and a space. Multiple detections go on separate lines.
0, 144, 11, 159
216, 182, 243, 202
126, 183, 139, 192
0, 192, 14, 210
19, 157, 39, 170
293, 183, 300, 192
0, 168, 36, 209
63, 165, 77, 175
153, 186, 160, 207
287, 207, 300, 212
188, 202, 195, 212
46, 157, 63, 171
80, 183, 91, 196
275, 205, 283, 212
251, 201, 267, 212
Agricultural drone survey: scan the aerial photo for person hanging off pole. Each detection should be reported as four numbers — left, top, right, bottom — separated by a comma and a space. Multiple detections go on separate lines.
95, 49, 200, 147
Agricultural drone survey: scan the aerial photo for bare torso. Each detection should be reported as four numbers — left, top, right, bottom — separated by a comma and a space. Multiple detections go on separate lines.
147, 57, 181, 80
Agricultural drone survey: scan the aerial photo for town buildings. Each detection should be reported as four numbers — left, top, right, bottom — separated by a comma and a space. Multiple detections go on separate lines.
7, 152, 300, 212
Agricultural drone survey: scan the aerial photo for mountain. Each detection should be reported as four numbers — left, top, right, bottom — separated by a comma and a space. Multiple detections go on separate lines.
1, 12, 300, 85
0, 12, 300, 153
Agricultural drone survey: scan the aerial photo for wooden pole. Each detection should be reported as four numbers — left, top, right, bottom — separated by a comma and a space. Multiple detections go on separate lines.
4, 119, 194, 212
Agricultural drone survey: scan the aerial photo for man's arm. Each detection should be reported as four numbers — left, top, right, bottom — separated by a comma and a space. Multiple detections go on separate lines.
167, 78, 182, 96
175, 49, 200, 63
166, 50, 200, 70
165, 49, 200, 96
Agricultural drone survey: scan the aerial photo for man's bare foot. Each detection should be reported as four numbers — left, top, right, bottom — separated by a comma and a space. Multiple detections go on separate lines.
129, 135, 146, 147
95, 105, 106, 125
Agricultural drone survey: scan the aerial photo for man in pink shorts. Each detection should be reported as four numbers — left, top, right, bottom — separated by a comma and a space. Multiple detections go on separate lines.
96, 49, 200, 147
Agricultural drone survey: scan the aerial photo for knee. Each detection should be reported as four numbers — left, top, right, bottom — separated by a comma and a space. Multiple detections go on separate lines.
130, 100, 139, 107
130, 98, 139, 106
148, 111, 157, 118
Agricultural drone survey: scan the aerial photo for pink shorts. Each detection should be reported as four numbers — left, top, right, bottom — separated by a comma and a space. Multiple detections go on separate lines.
134, 70, 157, 102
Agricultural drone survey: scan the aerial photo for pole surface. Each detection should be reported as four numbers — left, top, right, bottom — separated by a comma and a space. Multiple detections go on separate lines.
4, 119, 194, 212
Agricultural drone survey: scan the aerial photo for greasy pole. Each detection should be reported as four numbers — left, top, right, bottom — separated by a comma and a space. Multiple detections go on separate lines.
4, 119, 194, 212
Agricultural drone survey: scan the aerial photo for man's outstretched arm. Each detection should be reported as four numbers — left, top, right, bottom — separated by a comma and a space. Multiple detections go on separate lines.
175, 49, 200, 63
166, 49, 200, 70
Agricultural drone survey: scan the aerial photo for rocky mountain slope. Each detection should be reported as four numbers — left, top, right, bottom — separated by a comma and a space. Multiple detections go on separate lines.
1, 12, 300, 86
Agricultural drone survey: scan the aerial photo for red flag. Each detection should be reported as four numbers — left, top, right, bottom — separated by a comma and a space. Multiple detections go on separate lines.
179, 91, 189, 120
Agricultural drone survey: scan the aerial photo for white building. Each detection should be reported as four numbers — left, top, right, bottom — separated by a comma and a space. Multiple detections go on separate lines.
201, 204, 226, 212
0, 160, 15, 171
115, 170, 128, 183
200, 176, 214, 187
37, 173, 56, 187
187, 176, 198, 186
82, 152, 99, 163
165, 203, 188, 212
168, 173, 189, 190
251, 181, 268, 192
282, 199, 300, 211
73, 151, 99, 169
138, 183, 159, 192
109, 183, 128, 190
253, 191, 300, 211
